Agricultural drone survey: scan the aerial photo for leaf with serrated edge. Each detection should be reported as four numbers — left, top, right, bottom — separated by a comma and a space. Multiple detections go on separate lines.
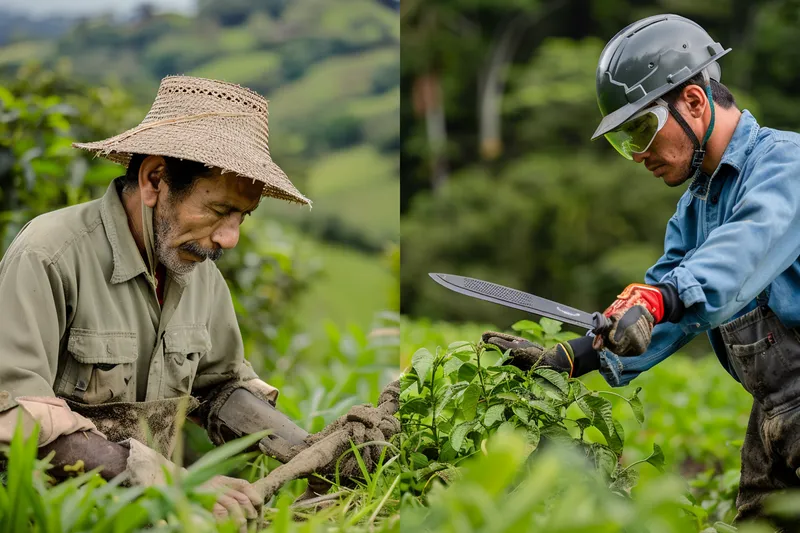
534, 368, 570, 395
529, 400, 559, 419
412, 348, 434, 383
460, 383, 481, 421
450, 420, 478, 452
512, 404, 530, 423
434, 382, 469, 420
629, 386, 645, 424
483, 404, 506, 427
443, 356, 464, 376
646, 443, 665, 472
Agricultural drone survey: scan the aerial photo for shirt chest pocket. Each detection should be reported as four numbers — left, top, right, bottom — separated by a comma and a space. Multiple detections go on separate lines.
56, 329, 138, 404
161, 326, 210, 398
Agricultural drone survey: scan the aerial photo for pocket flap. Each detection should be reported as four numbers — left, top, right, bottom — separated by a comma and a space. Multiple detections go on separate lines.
67, 328, 138, 364
163, 326, 212, 355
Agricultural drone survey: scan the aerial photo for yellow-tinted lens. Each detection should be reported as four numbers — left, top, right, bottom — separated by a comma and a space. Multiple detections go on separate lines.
604, 111, 660, 160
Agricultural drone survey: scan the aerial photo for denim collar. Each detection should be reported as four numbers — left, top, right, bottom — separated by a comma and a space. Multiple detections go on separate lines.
689, 110, 760, 200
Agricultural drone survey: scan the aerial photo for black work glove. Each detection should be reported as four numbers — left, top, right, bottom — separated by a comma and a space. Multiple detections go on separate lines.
482, 332, 600, 378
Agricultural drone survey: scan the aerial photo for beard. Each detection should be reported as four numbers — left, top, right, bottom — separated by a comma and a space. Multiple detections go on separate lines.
153, 197, 224, 275
665, 131, 700, 188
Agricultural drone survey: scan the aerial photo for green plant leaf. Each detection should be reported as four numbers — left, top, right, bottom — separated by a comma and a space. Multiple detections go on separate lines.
483, 404, 506, 427
450, 420, 479, 452
609, 466, 639, 496
442, 356, 464, 376
512, 404, 530, 424
460, 383, 481, 421
533, 368, 570, 396
412, 348, 435, 383
529, 400, 558, 420
511, 320, 544, 337
434, 382, 469, 419
446, 341, 474, 356
629, 386, 645, 425
645, 443, 666, 472
495, 392, 522, 403
540, 317, 562, 337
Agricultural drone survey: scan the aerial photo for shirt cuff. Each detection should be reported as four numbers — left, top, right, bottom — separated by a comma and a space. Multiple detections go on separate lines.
660, 266, 706, 309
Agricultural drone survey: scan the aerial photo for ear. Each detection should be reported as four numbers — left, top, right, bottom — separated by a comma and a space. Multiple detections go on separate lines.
138, 155, 167, 208
680, 85, 708, 120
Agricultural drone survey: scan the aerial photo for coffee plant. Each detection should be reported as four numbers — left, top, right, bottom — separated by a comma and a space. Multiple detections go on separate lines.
399, 318, 664, 498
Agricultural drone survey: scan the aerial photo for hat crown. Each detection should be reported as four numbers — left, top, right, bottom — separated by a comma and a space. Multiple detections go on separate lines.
72, 75, 310, 205
144, 76, 268, 121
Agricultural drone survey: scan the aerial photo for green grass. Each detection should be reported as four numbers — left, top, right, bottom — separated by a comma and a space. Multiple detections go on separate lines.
217, 27, 259, 53
270, 145, 399, 246
296, 240, 394, 343
304, 145, 399, 244
188, 50, 282, 88
307, 145, 394, 197
269, 47, 398, 122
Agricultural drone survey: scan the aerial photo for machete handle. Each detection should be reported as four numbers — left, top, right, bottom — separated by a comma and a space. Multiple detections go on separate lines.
591, 312, 611, 337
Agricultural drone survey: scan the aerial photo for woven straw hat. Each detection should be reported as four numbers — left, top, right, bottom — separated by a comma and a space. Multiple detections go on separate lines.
73, 75, 310, 205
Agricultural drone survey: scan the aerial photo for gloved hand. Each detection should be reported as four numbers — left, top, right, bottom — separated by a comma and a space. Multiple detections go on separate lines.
594, 282, 683, 356
300, 380, 400, 477
482, 332, 600, 377
121, 438, 261, 531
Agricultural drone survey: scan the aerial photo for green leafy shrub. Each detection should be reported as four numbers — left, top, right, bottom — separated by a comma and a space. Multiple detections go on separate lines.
399, 319, 663, 498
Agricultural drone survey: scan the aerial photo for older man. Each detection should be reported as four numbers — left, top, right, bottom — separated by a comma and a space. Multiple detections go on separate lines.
0, 76, 397, 524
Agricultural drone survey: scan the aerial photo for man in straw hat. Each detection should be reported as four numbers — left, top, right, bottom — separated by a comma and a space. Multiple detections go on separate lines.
0, 76, 398, 523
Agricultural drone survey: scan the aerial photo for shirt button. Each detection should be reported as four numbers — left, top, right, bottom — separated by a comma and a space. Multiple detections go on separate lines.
710, 194, 719, 204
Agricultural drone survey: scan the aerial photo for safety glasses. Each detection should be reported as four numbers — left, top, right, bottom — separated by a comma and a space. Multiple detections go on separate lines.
604, 99, 669, 160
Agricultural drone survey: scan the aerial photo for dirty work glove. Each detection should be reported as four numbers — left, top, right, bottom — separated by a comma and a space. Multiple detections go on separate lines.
121, 438, 261, 531
302, 380, 400, 476
594, 282, 684, 356
482, 332, 600, 378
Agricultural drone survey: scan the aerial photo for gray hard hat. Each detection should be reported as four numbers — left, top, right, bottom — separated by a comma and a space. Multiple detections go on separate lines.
592, 14, 731, 140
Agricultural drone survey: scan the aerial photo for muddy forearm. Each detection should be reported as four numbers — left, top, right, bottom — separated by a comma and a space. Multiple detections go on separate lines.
38, 431, 129, 480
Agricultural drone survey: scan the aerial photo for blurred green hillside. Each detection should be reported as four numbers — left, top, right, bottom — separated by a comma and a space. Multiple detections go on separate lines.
0, 0, 399, 345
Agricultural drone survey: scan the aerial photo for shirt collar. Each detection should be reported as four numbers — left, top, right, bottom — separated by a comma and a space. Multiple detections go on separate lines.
100, 178, 148, 284
689, 110, 760, 200
99, 178, 190, 287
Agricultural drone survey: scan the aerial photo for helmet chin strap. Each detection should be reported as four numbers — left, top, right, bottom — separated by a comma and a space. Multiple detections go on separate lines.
663, 70, 716, 178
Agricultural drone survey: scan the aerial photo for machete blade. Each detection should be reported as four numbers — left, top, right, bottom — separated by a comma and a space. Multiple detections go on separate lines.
428, 272, 599, 331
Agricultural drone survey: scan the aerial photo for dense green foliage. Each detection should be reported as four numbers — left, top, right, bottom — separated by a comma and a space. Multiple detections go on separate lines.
400, 0, 799, 327
398, 318, 785, 531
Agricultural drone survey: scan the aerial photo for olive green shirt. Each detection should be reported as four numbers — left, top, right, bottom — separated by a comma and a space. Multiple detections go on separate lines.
0, 178, 259, 412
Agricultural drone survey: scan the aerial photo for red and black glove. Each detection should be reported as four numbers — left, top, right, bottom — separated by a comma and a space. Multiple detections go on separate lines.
593, 282, 683, 356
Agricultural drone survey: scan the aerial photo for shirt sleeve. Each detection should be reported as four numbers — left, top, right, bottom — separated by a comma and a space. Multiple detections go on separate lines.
193, 266, 260, 394
597, 209, 696, 387
661, 140, 800, 331
0, 249, 68, 412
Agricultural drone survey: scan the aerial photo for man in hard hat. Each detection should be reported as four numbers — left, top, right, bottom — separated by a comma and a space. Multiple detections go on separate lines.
483, 14, 800, 524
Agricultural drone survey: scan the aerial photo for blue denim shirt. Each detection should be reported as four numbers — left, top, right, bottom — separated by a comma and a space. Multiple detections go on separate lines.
598, 110, 800, 387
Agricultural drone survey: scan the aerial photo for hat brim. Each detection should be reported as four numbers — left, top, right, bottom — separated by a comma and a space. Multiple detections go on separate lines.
73, 116, 310, 206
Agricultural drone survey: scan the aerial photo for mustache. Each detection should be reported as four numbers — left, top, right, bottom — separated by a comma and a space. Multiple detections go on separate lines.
180, 241, 224, 262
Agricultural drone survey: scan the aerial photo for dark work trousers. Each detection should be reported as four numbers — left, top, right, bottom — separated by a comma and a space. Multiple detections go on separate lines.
719, 301, 800, 528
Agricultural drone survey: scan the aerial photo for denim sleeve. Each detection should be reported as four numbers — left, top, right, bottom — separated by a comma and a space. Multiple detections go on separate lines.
661, 140, 800, 331
596, 212, 697, 387
596, 322, 699, 387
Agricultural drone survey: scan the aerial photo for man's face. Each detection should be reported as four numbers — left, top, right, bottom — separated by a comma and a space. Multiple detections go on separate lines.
153, 169, 263, 275
630, 108, 697, 187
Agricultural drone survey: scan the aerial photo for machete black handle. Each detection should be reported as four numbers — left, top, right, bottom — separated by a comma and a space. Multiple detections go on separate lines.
591, 312, 611, 337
